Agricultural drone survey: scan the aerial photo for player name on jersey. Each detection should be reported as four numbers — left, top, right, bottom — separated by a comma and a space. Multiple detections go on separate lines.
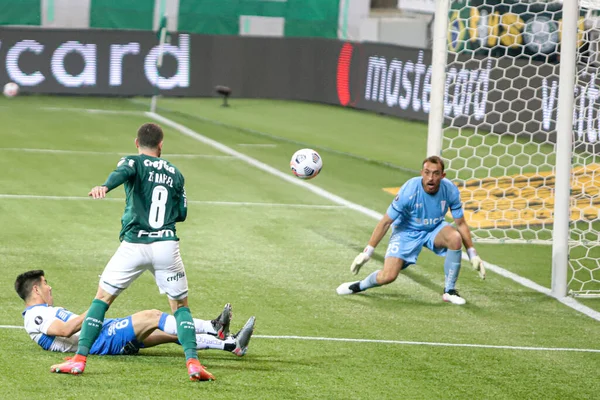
148, 171, 174, 187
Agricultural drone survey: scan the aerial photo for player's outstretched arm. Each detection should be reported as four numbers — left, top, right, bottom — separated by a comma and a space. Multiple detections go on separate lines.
351, 214, 394, 275
46, 311, 88, 337
91, 159, 137, 198
455, 217, 485, 279
88, 186, 109, 199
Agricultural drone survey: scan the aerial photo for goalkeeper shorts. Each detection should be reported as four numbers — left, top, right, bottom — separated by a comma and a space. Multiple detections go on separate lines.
385, 221, 450, 266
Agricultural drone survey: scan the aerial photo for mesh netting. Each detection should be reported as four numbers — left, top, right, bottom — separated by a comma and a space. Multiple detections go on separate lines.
441, 0, 600, 295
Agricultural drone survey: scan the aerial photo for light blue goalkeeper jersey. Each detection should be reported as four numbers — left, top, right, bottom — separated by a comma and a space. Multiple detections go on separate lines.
386, 177, 464, 232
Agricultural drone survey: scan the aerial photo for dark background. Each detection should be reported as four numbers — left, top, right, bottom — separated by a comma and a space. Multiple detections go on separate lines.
0, 27, 597, 151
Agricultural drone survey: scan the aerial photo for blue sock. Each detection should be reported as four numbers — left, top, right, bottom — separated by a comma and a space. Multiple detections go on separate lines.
444, 249, 462, 292
158, 312, 168, 331
359, 270, 381, 291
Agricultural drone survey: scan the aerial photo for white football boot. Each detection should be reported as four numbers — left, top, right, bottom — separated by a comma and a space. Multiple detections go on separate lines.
336, 281, 362, 295
442, 289, 466, 305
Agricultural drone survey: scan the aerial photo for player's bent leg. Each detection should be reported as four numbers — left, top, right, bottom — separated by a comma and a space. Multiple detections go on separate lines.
433, 226, 466, 305
141, 330, 180, 348
337, 258, 402, 295
376, 257, 405, 285
337, 257, 405, 295
433, 225, 462, 251
130, 309, 163, 342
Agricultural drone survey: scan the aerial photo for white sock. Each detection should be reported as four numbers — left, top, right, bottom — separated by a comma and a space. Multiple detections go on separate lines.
196, 334, 235, 350
161, 315, 216, 335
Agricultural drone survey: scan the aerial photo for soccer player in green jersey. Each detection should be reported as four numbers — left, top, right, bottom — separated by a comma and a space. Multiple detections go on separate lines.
50, 123, 215, 381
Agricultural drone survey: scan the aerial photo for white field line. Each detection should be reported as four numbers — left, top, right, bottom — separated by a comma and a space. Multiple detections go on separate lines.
0, 324, 597, 352
0, 106, 144, 115
254, 335, 600, 353
40, 107, 144, 116
0, 148, 234, 159
0, 194, 345, 209
147, 111, 600, 322
238, 144, 278, 147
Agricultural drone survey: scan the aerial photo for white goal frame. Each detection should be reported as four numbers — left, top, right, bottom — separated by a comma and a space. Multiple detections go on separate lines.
427, 0, 580, 298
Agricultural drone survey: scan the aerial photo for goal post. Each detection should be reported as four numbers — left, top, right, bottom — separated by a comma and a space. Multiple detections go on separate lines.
551, 0, 577, 298
427, 0, 451, 157
428, 0, 600, 297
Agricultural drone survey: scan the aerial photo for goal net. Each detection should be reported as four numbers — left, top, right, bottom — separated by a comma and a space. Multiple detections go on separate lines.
431, 0, 600, 296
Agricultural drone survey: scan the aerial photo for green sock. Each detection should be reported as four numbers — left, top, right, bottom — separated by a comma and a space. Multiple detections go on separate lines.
76, 299, 109, 356
174, 307, 198, 361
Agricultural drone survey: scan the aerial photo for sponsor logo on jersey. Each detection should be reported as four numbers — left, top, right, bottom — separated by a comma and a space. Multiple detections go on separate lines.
167, 271, 186, 282
415, 217, 444, 225
34, 316, 43, 325
144, 159, 175, 174
55, 308, 73, 322
137, 229, 175, 238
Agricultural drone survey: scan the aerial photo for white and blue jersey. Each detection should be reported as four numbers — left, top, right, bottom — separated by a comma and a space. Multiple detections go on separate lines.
22, 304, 141, 355
385, 177, 464, 265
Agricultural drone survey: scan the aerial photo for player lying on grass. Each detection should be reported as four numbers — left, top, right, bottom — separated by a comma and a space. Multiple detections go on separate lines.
337, 155, 485, 305
16, 270, 255, 356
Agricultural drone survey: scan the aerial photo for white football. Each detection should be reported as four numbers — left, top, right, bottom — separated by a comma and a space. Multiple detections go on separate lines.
3, 82, 19, 98
290, 148, 322, 180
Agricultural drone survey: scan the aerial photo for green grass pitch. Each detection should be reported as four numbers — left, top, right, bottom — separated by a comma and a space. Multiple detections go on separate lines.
0, 95, 599, 399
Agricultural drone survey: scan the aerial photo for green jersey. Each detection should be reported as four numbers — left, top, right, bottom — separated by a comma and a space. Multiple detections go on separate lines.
102, 154, 187, 243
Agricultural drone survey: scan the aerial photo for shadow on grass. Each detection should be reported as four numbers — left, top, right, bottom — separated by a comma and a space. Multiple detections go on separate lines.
339, 253, 484, 312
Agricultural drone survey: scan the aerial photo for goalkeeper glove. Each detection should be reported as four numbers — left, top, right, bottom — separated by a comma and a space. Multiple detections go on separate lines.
351, 245, 374, 275
467, 247, 485, 280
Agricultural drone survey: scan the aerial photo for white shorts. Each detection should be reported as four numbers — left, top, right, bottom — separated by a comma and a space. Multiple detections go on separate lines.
99, 240, 188, 300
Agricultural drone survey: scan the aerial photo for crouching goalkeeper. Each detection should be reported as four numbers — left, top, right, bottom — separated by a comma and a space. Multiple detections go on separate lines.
337, 156, 485, 305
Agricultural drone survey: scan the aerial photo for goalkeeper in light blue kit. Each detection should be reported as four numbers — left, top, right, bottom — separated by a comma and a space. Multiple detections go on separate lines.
337, 155, 485, 305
